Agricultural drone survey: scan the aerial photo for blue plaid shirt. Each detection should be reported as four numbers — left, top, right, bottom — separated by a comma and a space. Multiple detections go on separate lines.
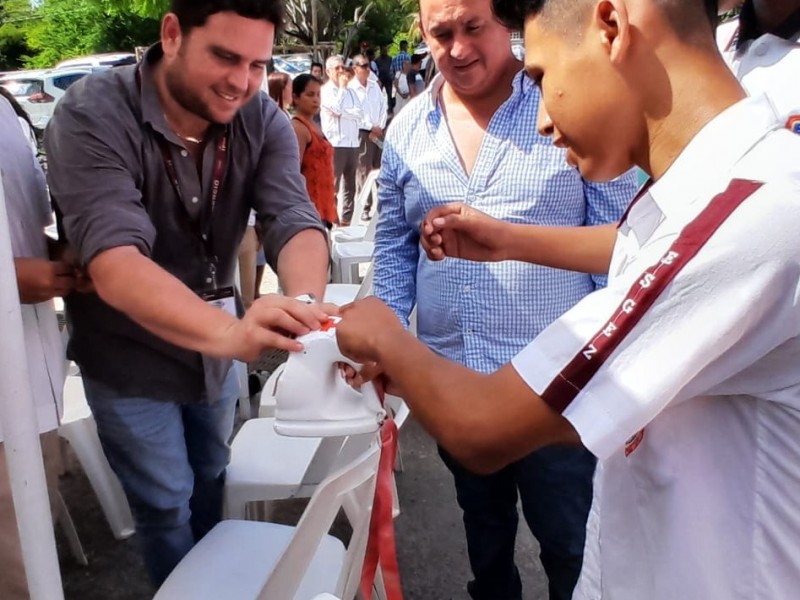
391, 51, 411, 76
374, 72, 638, 373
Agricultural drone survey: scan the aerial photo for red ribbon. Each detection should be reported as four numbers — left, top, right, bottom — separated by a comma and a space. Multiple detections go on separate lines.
360, 379, 403, 600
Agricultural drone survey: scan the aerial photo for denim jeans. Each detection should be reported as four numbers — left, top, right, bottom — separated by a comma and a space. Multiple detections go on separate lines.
439, 444, 596, 600
83, 369, 238, 586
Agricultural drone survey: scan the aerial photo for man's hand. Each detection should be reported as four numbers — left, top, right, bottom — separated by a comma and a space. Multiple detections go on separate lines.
369, 126, 383, 142
223, 295, 339, 362
56, 244, 94, 293
15, 258, 76, 304
336, 297, 405, 365
421, 203, 511, 262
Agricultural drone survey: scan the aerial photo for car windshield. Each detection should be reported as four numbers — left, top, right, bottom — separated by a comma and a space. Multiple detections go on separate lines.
0, 79, 43, 97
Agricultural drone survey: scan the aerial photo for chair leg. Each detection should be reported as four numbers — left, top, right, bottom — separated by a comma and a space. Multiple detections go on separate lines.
59, 420, 136, 540
57, 490, 88, 566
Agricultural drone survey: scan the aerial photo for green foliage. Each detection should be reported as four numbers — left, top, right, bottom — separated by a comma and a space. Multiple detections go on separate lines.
0, 0, 35, 70
21, 0, 160, 68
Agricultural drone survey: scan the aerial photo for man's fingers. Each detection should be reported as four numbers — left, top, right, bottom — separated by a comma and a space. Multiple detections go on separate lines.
253, 308, 311, 337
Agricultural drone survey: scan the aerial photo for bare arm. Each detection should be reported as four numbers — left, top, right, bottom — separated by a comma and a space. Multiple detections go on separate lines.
291, 119, 311, 165
336, 298, 581, 474
421, 203, 617, 275
276, 229, 329, 299
89, 246, 331, 360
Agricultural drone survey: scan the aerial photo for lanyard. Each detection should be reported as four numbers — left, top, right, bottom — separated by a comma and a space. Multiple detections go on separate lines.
156, 132, 229, 288
136, 63, 230, 288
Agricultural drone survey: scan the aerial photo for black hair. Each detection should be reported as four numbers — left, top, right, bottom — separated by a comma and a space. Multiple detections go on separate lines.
0, 86, 35, 134
292, 73, 321, 96
169, 0, 284, 34
410, 54, 423, 65
310, 61, 324, 71
491, 0, 719, 38
399, 40, 409, 49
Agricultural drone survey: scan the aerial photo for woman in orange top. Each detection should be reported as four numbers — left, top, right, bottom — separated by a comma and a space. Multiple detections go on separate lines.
290, 74, 338, 228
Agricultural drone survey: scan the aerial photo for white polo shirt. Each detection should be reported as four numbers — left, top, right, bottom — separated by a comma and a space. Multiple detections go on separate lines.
320, 80, 362, 148
512, 95, 800, 599
717, 11, 800, 132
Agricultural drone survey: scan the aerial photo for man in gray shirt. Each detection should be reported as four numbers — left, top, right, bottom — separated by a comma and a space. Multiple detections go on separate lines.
45, 0, 331, 585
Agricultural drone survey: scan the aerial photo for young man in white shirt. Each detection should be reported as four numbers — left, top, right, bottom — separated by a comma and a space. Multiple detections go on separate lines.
336, 0, 800, 598
321, 54, 363, 226
349, 54, 387, 222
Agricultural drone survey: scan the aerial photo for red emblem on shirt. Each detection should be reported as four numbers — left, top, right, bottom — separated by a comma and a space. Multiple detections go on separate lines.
787, 115, 800, 135
624, 429, 645, 456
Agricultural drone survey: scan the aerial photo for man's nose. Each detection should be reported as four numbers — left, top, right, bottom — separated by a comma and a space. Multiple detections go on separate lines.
226, 64, 249, 92
537, 103, 554, 137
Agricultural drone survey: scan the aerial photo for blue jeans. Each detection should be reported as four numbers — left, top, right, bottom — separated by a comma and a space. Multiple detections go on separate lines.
439, 444, 596, 600
83, 370, 238, 586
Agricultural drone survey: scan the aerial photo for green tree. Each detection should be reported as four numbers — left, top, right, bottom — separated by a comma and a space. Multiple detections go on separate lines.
24, 0, 159, 68
0, 0, 37, 70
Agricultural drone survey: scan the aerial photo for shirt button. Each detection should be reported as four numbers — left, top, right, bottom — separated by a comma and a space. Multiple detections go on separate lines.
466, 328, 473, 336
464, 284, 471, 293
180, 149, 189, 158
206, 277, 213, 284
191, 196, 199, 204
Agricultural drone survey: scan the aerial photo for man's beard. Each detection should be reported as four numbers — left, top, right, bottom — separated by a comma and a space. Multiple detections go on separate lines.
164, 62, 222, 125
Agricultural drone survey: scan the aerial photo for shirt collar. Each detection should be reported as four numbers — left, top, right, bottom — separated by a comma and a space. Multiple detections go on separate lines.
138, 43, 226, 144
423, 70, 531, 117
648, 94, 782, 221
736, 0, 800, 47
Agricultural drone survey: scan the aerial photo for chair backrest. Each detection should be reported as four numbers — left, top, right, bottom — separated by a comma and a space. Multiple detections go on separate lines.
354, 169, 380, 229
355, 263, 374, 300
257, 441, 381, 600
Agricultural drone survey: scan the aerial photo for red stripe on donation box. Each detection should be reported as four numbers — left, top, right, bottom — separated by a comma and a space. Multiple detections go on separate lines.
542, 179, 764, 414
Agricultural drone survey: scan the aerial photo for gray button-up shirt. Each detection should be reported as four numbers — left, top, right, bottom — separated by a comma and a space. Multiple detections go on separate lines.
45, 45, 325, 403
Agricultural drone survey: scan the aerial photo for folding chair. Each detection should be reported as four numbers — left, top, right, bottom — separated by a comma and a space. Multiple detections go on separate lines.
58, 374, 135, 540
156, 443, 381, 600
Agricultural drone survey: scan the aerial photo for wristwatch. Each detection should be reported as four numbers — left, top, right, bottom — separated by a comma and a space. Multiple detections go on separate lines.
294, 293, 317, 304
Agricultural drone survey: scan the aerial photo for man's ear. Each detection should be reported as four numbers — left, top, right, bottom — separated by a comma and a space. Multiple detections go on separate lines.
161, 13, 183, 58
594, 0, 631, 65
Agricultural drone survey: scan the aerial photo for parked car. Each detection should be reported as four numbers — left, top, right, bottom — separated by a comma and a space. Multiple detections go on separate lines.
0, 68, 92, 130
54, 52, 136, 70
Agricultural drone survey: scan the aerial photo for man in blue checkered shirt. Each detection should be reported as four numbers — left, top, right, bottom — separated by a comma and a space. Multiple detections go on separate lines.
391, 40, 411, 77
373, 0, 637, 598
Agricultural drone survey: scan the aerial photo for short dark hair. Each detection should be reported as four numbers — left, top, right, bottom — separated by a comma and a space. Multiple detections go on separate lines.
170, 0, 284, 34
399, 40, 409, 49
491, 0, 718, 39
311, 61, 323, 71
292, 73, 321, 96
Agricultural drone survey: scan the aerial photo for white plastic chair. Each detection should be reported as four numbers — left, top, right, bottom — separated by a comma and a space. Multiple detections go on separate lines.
331, 171, 379, 284
59, 375, 135, 539
224, 424, 375, 520
334, 169, 379, 239
156, 443, 381, 600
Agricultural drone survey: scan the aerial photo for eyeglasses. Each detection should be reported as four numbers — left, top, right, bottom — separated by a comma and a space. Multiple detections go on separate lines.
354, 63, 369, 68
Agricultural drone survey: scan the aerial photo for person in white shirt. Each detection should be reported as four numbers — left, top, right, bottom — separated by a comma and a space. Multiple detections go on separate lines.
0, 94, 76, 599
349, 54, 387, 222
335, 1, 800, 599
717, 0, 799, 131
321, 55, 363, 226
392, 60, 413, 114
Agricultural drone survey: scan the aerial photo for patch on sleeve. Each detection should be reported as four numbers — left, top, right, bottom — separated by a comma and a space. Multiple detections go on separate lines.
787, 115, 800, 135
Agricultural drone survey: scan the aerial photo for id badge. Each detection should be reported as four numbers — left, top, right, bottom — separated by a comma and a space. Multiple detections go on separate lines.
200, 286, 236, 317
